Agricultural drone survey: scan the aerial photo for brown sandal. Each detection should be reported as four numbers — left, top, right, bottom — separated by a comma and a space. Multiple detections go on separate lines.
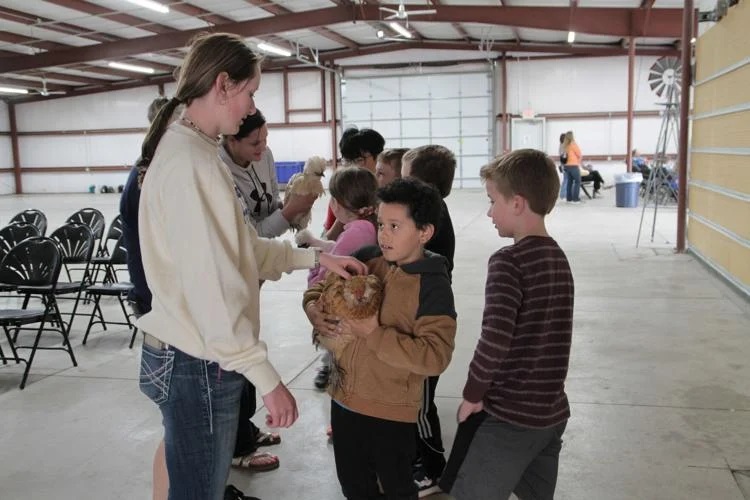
255, 431, 281, 447
231, 451, 280, 472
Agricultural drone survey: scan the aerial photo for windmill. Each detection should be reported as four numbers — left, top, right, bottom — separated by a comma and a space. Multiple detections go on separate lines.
648, 56, 681, 101
379, 0, 436, 28
636, 56, 682, 247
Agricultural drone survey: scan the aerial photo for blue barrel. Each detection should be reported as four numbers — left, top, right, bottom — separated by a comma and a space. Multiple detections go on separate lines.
275, 161, 305, 184
614, 173, 643, 208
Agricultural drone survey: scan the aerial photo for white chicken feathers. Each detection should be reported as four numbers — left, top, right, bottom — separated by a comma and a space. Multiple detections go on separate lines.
283, 155, 326, 231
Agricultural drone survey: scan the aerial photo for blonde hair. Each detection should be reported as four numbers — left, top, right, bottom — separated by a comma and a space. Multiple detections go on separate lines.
137, 33, 262, 186
376, 148, 409, 178
329, 167, 379, 225
401, 145, 456, 198
561, 131, 575, 150
480, 149, 559, 216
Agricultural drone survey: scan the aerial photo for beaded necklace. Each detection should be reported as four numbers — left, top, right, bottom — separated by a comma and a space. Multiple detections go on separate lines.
180, 115, 219, 146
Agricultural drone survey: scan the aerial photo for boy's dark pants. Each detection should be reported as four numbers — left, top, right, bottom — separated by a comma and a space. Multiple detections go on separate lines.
233, 380, 261, 457
331, 401, 418, 500
415, 375, 446, 477
440, 411, 567, 500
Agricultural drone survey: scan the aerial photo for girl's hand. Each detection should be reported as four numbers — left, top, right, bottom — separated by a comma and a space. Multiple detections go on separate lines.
319, 253, 367, 279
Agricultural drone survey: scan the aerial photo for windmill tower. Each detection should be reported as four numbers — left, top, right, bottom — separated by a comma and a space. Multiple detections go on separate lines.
636, 56, 682, 247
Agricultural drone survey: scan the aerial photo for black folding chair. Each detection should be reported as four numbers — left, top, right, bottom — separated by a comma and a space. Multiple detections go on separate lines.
66, 208, 106, 252
0, 222, 40, 263
28, 223, 97, 336
0, 237, 77, 389
0, 223, 41, 296
83, 235, 138, 348
90, 215, 124, 283
9, 209, 48, 237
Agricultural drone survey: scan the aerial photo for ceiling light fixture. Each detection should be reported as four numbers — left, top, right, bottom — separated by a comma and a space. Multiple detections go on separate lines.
0, 86, 28, 94
567, 31, 576, 44
389, 22, 413, 39
108, 61, 156, 74
257, 42, 292, 57
125, 0, 169, 14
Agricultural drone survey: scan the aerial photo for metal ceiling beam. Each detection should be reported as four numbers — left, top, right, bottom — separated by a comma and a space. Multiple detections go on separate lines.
42, 0, 174, 34
24, 71, 111, 85
497, 0, 521, 44
0, 5, 683, 74
0, 76, 71, 92
244, 0, 359, 48
260, 39, 678, 69
429, 0, 472, 43
0, 5, 118, 43
0, 3, 180, 77
0, 32, 70, 52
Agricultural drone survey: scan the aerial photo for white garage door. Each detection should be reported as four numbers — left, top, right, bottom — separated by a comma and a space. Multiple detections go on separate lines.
341, 71, 493, 189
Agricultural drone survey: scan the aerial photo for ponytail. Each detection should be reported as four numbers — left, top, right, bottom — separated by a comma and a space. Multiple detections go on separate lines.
137, 97, 182, 187
136, 33, 262, 188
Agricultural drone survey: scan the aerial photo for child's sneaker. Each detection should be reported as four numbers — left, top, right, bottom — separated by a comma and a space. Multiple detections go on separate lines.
413, 465, 441, 497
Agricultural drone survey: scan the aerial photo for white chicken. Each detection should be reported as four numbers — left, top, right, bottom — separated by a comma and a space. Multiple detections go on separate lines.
283, 155, 326, 231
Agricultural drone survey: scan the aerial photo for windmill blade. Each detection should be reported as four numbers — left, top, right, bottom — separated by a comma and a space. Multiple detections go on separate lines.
649, 56, 683, 98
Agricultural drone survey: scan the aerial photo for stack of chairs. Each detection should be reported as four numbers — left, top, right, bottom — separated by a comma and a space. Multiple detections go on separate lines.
0, 208, 138, 389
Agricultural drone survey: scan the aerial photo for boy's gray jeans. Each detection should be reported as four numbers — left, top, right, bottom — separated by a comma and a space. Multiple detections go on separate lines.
441, 411, 567, 500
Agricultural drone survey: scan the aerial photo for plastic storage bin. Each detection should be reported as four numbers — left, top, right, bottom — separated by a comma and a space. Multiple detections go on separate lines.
275, 161, 305, 184
614, 172, 643, 208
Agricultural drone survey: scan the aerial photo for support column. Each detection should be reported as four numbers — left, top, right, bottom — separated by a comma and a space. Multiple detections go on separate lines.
283, 70, 290, 123
676, 0, 693, 253
501, 54, 508, 153
9, 102, 22, 194
330, 72, 338, 169
626, 36, 636, 172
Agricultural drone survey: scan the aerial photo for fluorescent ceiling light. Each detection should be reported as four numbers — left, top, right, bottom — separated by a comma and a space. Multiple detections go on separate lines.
389, 22, 413, 39
567, 31, 576, 44
0, 86, 28, 94
125, 0, 169, 14
257, 42, 292, 57
108, 61, 156, 74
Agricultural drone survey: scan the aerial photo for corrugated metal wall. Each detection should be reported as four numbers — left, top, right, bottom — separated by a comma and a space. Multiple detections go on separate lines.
689, 0, 750, 298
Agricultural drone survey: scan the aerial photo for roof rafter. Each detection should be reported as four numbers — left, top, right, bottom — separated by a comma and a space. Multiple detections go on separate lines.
497, 0, 521, 44
244, 0, 359, 48
42, 0, 175, 34
0, 5, 684, 74
0, 76, 71, 92
0, 5, 117, 43
428, 0, 472, 42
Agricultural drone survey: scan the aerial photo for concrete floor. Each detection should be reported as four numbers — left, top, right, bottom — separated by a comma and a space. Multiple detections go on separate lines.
1, 187, 749, 500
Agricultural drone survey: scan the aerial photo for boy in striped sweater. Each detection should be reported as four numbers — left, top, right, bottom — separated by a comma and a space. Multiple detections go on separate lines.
440, 149, 574, 500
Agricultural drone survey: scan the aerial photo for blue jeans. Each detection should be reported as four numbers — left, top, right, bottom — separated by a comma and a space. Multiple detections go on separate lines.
559, 167, 568, 199
139, 342, 246, 500
564, 165, 581, 202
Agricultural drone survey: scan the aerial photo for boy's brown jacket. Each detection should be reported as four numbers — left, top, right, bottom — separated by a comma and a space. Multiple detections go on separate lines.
303, 246, 457, 423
